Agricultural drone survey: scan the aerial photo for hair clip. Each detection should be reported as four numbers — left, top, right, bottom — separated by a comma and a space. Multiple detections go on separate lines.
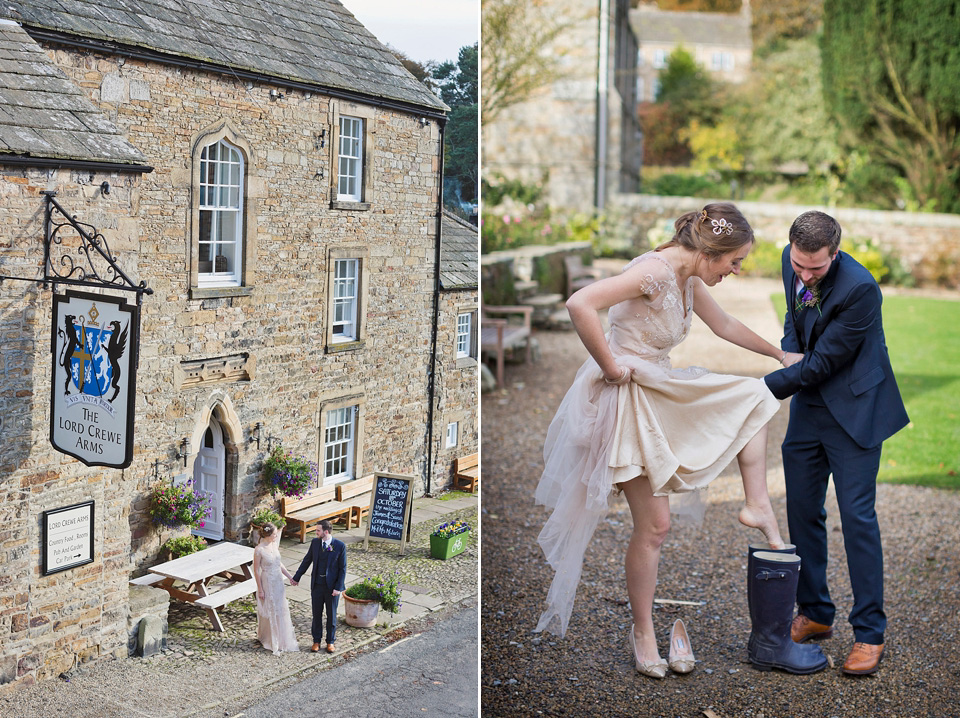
711, 218, 734, 235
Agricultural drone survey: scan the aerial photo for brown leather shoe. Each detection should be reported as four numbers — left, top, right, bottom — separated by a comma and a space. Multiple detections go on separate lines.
791, 615, 833, 643
842, 642, 884, 675
310, 643, 321, 652
326, 643, 335, 653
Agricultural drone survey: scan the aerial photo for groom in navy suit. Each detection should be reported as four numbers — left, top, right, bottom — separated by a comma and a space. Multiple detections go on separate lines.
764, 211, 908, 676
292, 519, 347, 653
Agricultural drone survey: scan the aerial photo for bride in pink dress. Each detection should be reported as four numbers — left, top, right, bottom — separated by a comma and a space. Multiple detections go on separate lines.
535, 203, 796, 677
253, 523, 299, 654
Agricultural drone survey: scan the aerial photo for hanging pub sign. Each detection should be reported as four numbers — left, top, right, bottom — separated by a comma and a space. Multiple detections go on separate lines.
50, 290, 138, 468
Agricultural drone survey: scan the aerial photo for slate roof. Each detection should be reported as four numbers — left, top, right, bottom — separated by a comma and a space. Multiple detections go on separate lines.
0, 20, 149, 166
3, 0, 446, 113
631, 7, 751, 48
440, 211, 478, 290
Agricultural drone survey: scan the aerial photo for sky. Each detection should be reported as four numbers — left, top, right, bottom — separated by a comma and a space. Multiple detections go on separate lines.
342, 0, 478, 66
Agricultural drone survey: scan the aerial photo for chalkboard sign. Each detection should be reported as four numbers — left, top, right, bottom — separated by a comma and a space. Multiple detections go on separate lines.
42, 500, 95, 575
363, 473, 415, 555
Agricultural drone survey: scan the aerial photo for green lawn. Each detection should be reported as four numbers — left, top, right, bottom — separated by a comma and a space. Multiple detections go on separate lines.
771, 293, 960, 490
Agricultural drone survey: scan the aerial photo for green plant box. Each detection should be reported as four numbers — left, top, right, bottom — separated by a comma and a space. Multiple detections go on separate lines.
430, 530, 470, 560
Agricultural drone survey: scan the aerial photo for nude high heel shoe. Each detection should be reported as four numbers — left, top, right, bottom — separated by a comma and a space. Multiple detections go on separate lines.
629, 624, 667, 679
668, 619, 696, 674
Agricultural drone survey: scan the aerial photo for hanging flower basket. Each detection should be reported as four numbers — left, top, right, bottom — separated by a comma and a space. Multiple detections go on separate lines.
149, 479, 211, 531
262, 446, 317, 498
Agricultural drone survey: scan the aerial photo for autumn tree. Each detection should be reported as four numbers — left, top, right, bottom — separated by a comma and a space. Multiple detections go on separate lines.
480, 0, 572, 123
821, 0, 960, 212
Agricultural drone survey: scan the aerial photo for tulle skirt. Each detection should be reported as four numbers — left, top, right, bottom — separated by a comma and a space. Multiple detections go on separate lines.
534, 354, 780, 637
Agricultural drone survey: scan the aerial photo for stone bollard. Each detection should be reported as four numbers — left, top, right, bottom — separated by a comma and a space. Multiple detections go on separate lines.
127, 583, 169, 657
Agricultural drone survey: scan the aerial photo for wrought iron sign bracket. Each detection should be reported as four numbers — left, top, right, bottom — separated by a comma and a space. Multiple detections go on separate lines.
0, 191, 153, 305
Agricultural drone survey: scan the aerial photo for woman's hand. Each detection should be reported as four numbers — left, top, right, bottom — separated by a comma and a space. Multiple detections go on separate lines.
257, 589, 265, 600
603, 366, 631, 385
781, 352, 803, 368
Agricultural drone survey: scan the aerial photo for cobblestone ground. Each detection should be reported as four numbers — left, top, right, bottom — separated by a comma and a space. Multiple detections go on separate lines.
157, 504, 479, 663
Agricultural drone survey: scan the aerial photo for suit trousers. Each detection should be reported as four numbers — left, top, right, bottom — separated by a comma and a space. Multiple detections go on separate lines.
782, 392, 886, 645
311, 579, 339, 644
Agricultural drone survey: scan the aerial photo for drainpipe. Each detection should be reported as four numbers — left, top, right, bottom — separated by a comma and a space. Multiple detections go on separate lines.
595, 0, 610, 211
424, 117, 447, 497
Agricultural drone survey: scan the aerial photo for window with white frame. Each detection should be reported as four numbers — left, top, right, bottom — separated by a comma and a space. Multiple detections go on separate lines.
333, 258, 359, 342
338, 116, 364, 202
198, 139, 243, 286
711, 52, 734, 71
446, 421, 459, 448
456, 312, 472, 358
323, 405, 356, 483
653, 49, 668, 69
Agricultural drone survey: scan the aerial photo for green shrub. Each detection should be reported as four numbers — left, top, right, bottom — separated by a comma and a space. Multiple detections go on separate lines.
251, 507, 285, 529
344, 572, 402, 613
648, 172, 723, 198
163, 534, 207, 559
741, 240, 784, 278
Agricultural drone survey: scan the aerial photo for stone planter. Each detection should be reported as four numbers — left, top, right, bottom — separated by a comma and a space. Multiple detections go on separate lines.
430, 530, 470, 560
343, 593, 380, 628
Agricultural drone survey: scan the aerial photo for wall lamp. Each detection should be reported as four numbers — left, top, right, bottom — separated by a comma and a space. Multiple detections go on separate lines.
269, 88, 284, 101
249, 422, 263, 450
175, 437, 191, 467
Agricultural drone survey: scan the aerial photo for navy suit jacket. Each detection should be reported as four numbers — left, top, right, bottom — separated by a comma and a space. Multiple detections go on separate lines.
764, 247, 908, 449
293, 537, 347, 594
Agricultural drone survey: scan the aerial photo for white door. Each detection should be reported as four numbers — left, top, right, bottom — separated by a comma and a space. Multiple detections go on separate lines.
193, 417, 225, 540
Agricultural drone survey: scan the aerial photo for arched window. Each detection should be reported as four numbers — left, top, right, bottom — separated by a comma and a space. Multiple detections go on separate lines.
198, 138, 243, 287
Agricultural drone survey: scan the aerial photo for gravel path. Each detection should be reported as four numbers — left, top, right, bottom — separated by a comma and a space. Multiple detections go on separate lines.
480, 276, 960, 717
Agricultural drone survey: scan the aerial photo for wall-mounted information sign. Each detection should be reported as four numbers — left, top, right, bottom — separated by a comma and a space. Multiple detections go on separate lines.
50, 291, 138, 468
43, 501, 95, 575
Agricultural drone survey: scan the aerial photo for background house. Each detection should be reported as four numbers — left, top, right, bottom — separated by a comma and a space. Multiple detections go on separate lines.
0, 0, 476, 689
482, 0, 640, 212
631, 0, 753, 102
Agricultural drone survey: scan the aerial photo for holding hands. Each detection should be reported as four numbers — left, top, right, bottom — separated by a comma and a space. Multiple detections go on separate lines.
780, 352, 803, 368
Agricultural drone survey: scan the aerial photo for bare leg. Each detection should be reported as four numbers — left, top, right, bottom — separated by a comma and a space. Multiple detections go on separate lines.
737, 424, 785, 549
621, 477, 671, 665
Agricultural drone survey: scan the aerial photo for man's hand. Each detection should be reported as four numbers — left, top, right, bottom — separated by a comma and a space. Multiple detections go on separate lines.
332, 589, 341, 597
782, 352, 804, 368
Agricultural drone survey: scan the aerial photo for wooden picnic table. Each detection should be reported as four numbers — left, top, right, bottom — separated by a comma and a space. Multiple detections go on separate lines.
132, 541, 256, 632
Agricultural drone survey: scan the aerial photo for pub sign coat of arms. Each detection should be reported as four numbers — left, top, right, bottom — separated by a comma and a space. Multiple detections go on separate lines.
50, 290, 139, 468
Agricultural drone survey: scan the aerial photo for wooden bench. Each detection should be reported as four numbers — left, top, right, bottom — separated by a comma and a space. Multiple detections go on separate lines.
564, 254, 603, 298
194, 578, 257, 609
129, 573, 165, 587
336, 474, 375, 528
453, 453, 479, 493
481, 303, 533, 389
281, 485, 353, 543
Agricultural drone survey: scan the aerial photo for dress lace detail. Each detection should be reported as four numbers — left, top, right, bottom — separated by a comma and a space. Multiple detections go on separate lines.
534, 252, 780, 637
254, 544, 299, 654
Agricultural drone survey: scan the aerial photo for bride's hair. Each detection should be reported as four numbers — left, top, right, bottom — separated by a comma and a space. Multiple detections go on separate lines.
656, 202, 754, 259
259, 523, 276, 540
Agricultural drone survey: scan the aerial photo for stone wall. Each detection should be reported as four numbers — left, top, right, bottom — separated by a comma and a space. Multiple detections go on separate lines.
614, 194, 960, 270
0, 42, 459, 690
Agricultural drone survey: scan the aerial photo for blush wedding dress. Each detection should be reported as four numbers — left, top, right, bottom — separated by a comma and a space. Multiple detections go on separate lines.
254, 542, 299, 654
534, 252, 780, 637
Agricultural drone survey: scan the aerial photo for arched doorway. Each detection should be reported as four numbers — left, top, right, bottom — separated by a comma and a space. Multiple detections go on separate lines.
193, 415, 225, 540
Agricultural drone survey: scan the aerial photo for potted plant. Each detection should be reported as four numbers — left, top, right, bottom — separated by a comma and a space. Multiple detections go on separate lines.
149, 479, 212, 531
262, 445, 317, 498
161, 535, 207, 561
250, 506, 286, 543
430, 519, 471, 560
343, 572, 402, 628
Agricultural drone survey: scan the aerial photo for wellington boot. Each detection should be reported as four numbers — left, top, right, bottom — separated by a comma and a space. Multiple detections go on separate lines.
748, 551, 828, 674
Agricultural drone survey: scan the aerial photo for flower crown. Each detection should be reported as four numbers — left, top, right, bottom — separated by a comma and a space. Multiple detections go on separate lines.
700, 209, 734, 236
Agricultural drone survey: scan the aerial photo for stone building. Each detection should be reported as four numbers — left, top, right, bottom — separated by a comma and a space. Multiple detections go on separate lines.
0, 0, 476, 689
482, 0, 640, 211
631, 1, 753, 102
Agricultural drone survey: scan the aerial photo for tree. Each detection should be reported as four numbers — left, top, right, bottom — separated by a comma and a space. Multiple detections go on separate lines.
433, 45, 479, 204
388, 47, 438, 94
821, 0, 960, 213
480, 0, 572, 123
751, 0, 823, 54
655, 46, 720, 125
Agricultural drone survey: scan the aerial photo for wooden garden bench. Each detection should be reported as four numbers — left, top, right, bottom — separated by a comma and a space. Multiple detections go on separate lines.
564, 254, 603, 298
453, 453, 479, 493
281, 485, 353, 542
193, 578, 257, 610
336, 474, 375, 528
480, 303, 533, 389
